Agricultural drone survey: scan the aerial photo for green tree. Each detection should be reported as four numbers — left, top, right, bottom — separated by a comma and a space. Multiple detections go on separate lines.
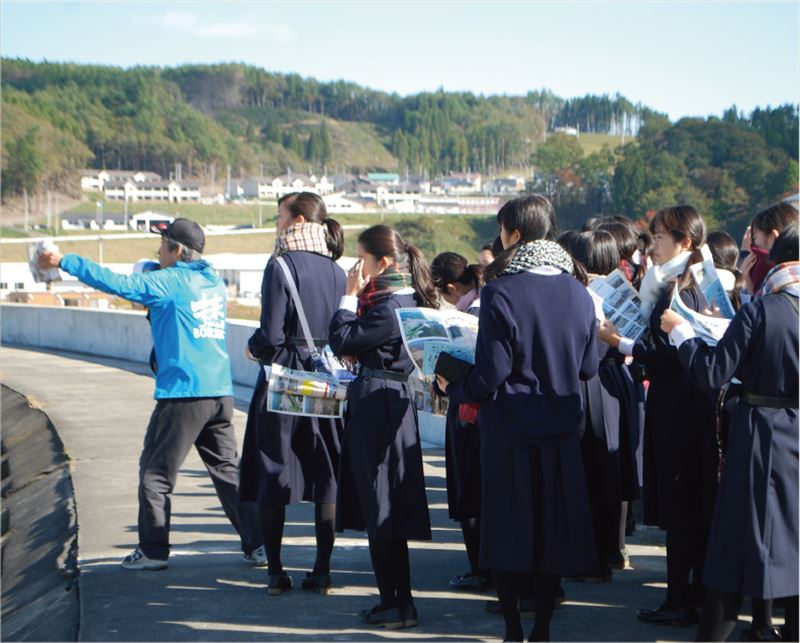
612, 144, 646, 217
2, 126, 44, 197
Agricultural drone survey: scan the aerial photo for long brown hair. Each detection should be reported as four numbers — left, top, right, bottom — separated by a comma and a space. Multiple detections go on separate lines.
358, 225, 439, 308
649, 204, 707, 291
278, 191, 343, 260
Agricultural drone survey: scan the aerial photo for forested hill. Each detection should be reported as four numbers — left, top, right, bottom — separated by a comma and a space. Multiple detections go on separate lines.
0, 59, 658, 185
1, 59, 797, 235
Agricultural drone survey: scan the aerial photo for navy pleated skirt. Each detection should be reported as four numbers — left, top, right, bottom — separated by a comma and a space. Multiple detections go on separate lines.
336, 375, 432, 541
240, 366, 342, 506
479, 430, 597, 575
445, 402, 481, 522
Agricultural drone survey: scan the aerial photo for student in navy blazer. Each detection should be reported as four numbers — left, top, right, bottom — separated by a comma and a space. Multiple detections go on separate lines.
662, 222, 799, 642
438, 195, 599, 642
329, 225, 439, 630
599, 205, 718, 627
240, 192, 346, 595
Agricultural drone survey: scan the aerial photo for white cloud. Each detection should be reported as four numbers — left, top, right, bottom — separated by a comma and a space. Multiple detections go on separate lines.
196, 22, 260, 38
153, 10, 295, 43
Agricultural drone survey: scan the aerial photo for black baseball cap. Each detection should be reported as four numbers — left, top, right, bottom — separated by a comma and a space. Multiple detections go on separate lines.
150, 218, 205, 253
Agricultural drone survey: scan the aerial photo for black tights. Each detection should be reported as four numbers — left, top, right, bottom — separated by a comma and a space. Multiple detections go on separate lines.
260, 502, 336, 576
751, 598, 773, 631
368, 539, 412, 608
697, 591, 798, 641
665, 524, 706, 608
461, 518, 486, 577
494, 570, 560, 642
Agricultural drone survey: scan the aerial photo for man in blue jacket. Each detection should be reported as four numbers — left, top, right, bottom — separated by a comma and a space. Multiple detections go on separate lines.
40, 219, 264, 570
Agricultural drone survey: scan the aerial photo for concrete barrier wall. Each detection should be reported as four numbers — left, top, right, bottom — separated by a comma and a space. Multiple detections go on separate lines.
0, 304, 444, 446
0, 304, 260, 388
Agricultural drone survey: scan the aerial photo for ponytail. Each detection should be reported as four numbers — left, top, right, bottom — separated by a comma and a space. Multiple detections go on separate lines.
484, 243, 519, 282
324, 218, 343, 260
406, 244, 440, 309
572, 259, 589, 286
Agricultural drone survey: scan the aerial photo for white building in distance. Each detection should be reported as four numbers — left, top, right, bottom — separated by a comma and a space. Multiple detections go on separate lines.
80, 169, 161, 192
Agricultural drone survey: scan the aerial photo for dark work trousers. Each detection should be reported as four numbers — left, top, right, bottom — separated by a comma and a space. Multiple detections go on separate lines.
138, 397, 262, 560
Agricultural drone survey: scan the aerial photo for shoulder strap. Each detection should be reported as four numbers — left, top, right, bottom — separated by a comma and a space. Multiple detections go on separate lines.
274, 256, 320, 359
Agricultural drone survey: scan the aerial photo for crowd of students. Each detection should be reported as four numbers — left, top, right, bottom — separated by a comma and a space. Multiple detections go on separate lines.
236, 191, 799, 641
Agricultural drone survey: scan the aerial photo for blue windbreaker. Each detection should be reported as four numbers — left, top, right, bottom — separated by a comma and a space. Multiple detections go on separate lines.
60, 254, 234, 399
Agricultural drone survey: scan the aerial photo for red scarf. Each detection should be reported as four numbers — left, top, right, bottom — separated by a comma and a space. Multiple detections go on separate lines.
749, 244, 774, 293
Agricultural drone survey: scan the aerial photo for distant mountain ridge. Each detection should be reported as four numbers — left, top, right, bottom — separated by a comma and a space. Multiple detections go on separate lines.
0, 59, 658, 182
1, 58, 796, 238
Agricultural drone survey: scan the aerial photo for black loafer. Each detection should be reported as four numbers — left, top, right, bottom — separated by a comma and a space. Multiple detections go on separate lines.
301, 572, 332, 594
360, 604, 405, 629
449, 572, 489, 591
637, 605, 698, 626
400, 603, 418, 628
267, 572, 292, 596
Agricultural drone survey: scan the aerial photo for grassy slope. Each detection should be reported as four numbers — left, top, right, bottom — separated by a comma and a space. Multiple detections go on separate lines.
577, 132, 628, 155
221, 107, 398, 172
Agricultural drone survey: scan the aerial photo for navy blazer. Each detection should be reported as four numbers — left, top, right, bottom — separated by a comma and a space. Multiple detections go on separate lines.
447, 271, 598, 445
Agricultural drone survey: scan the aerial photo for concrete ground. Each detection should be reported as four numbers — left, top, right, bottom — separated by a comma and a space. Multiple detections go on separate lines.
1, 345, 760, 641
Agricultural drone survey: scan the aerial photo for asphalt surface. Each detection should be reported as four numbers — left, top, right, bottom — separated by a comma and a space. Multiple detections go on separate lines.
1, 345, 761, 641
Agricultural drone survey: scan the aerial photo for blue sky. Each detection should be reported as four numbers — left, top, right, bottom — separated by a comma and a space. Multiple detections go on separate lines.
1, 1, 797, 121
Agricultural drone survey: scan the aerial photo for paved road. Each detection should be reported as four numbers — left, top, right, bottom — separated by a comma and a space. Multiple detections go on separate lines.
1, 345, 755, 641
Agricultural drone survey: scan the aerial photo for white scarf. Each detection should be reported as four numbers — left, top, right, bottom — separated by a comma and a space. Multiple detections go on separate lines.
638, 250, 692, 317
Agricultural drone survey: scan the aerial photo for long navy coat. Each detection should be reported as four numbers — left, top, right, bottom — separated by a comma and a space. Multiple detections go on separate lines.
240, 251, 345, 506
328, 293, 432, 542
677, 292, 799, 599
447, 271, 599, 575
633, 287, 718, 531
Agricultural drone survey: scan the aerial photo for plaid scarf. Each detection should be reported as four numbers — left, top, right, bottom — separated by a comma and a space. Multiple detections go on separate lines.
274, 222, 331, 258
502, 240, 574, 276
757, 261, 800, 298
357, 267, 413, 316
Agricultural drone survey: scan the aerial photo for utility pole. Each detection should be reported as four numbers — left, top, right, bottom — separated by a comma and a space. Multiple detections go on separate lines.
124, 195, 129, 231
226, 164, 232, 200
23, 189, 29, 231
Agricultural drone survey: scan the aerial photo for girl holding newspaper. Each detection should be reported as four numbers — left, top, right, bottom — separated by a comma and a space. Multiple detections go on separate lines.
240, 192, 345, 595
598, 205, 718, 627
660, 223, 799, 642
430, 252, 487, 592
328, 225, 438, 630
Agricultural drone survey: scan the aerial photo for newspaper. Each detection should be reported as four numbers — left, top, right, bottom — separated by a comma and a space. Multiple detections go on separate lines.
395, 307, 479, 416
395, 308, 479, 376
588, 269, 649, 341
689, 245, 736, 320
265, 363, 347, 419
669, 284, 731, 346
27, 239, 62, 283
